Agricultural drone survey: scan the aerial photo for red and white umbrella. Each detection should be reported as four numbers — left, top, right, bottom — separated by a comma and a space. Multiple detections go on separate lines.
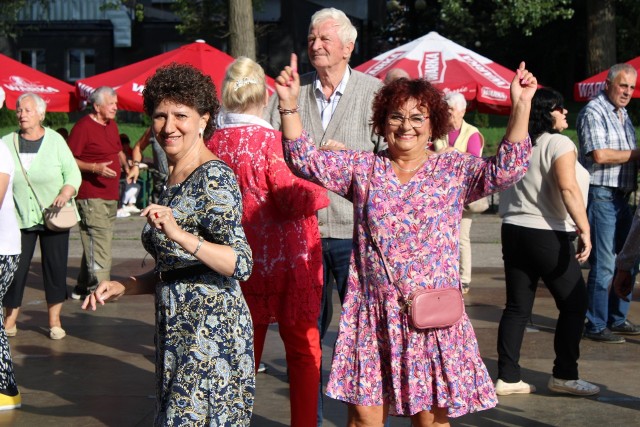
355, 32, 516, 114
0, 54, 77, 112
573, 56, 640, 102
76, 40, 275, 112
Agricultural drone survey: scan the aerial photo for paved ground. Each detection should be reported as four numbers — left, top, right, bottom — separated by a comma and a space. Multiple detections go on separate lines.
2, 212, 639, 426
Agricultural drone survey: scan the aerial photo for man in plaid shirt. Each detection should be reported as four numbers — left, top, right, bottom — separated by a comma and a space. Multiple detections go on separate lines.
578, 63, 640, 343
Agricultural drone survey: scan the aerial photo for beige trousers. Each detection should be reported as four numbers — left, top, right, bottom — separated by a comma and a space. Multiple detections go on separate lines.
459, 212, 473, 285
76, 198, 118, 291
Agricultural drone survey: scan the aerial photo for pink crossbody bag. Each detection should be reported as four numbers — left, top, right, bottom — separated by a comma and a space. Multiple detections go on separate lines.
363, 158, 464, 330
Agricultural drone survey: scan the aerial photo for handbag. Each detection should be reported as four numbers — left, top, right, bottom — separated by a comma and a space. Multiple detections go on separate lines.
363, 158, 465, 329
13, 134, 78, 231
42, 204, 78, 231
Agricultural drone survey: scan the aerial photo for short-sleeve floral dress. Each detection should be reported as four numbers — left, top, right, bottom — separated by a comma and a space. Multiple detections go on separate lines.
141, 160, 254, 426
283, 132, 531, 418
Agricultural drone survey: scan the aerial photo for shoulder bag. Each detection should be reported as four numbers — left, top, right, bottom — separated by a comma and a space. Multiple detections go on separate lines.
363, 158, 464, 329
13, 134, 78, 231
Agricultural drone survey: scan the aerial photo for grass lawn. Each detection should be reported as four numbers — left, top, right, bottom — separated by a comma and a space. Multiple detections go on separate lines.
0, 123, 152, 157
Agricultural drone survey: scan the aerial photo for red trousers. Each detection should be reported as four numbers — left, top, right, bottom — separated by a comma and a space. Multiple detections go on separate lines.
253, 320, 321, 427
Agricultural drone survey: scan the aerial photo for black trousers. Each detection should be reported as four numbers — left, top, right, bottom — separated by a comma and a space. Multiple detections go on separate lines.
497, 223, 588, 382
3, 228, 70, 308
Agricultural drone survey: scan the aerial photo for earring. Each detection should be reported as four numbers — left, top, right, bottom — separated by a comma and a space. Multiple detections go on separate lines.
199, 128, 204, 137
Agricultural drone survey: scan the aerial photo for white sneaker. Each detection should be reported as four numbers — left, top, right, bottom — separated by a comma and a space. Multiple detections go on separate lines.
495, 379, 536, 396
116, 209, 130, 218
547, 376, 600, 396
257, 363, 267, 373
123, 204, 141, 213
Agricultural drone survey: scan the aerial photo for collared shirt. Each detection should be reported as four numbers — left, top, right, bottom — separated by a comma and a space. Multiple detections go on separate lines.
218, 111, 274, 130
577, 91, 638, 191
313, 67, 351, 130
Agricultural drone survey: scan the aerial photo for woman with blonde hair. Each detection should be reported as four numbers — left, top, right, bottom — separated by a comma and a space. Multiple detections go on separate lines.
207, 57, 329, 427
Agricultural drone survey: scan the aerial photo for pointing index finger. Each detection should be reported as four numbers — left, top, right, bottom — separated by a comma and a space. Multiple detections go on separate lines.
290, 53, 298, 74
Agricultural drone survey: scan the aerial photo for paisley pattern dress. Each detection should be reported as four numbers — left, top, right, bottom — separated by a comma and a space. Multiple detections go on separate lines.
141, 160, 254, 426
0, 255, 20, 393
283, 132, 531, 417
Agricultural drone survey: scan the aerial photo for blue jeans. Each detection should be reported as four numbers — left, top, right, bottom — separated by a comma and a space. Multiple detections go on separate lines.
318, 238, 352, 427
585, 186, 635, 333
318, 238, 353, 338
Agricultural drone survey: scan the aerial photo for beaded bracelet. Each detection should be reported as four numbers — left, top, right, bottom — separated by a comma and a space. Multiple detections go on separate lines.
192, 235, 204, 256
278, 105, 300, 115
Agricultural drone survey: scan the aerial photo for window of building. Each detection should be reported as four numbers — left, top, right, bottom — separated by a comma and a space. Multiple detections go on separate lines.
66, 49, 96, 81
19, 49, 46, 72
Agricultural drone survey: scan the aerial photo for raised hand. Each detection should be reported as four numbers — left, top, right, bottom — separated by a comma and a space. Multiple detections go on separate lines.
274, 53, 300, 109
510, 61, 537, 106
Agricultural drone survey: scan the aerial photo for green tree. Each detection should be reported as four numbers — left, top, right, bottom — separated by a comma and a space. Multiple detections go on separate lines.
228, 0, 255, 59
172, 0, 259, 59
380, 0, 574, 49
585, 0, 616, 75
0, 0, 49, 55
102, 0, 260, 59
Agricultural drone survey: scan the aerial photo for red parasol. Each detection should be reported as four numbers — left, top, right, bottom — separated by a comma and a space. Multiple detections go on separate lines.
76, 40, 275, 112
355, 32, 516, 114
0, 54, 77, 112
573, 57, 640, 102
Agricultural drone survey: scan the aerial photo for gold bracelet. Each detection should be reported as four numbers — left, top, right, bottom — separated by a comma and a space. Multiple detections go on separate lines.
192, 235, 204, 256
91, 163, 96, 174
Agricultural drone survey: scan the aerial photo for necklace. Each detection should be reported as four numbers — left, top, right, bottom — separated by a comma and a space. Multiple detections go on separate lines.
169, 143, 202, 184
392, 155, 428, 173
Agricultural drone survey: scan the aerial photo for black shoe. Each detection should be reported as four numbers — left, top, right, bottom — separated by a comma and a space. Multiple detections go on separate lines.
583, 328, 626, 343
610, 320, 640, 335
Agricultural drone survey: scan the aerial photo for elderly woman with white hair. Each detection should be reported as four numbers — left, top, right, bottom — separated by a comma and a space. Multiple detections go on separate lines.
434, 92, 485, 294
1, 93, 81, 340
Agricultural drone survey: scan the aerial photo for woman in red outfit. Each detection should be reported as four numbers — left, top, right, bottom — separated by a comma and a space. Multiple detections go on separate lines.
206, 57, 329, 427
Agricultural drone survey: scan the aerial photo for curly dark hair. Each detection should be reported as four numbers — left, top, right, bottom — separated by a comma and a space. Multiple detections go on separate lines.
529, 87, 564, 143
142, 63, 220, 140
371, 78, 451, 141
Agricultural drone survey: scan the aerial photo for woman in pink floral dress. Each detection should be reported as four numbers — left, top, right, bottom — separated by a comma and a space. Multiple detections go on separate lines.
272, 55, 538, 426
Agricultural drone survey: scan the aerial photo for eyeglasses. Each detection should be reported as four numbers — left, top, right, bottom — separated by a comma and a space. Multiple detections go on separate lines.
551, 105, 565, 113
388, 114, 429, 128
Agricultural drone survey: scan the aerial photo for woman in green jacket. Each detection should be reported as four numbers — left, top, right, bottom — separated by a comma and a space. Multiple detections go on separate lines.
2, 93, 81, 340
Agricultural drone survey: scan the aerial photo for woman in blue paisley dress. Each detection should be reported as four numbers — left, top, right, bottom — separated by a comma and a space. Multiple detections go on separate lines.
0, 136, 22, 411
83, 64, 254, 426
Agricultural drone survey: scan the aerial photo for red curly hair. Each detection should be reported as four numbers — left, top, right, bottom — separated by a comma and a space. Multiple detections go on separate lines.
371, 78, 451, 141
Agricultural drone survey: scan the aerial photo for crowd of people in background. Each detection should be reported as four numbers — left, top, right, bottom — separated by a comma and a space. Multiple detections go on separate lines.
1, 6, 639, 426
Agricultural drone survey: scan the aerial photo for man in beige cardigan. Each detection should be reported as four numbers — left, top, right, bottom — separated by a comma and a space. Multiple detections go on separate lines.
266, 6, 384, 425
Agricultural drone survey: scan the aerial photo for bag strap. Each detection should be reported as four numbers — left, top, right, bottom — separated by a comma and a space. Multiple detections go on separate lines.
12, 133, 78, 216
362, 157, 410, 305
13, 133, 46, 212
